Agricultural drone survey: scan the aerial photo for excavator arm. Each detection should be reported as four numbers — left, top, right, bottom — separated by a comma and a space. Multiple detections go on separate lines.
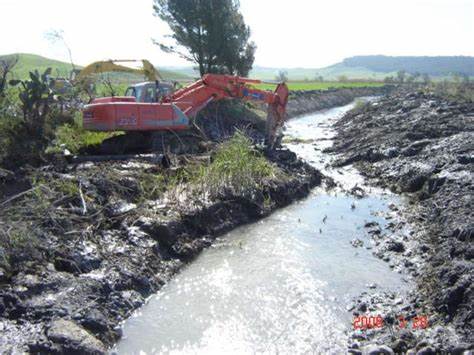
83, 73, 289, 148
165, 74, 289, 146
76, 59, 162, 81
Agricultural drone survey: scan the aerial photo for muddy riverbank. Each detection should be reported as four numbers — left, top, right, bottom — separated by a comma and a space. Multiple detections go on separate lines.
0, 146, 321, 353
329, 90, 473, 353
0, 87, 400, 354
286, 86, 394, 118
1, 82, 360, 353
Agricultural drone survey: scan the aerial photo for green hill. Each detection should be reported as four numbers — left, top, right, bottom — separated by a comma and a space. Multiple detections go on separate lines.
0, 53, 191, 81
342, 55, 474, 76
1, 53, 75, 79
164, 55, 474, 81
6, 53, 470, 83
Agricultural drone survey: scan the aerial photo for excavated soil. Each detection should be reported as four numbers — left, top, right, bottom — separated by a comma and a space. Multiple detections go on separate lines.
329, 90, 473, 353
286, 86, 394, 118
0, 148, 322, 353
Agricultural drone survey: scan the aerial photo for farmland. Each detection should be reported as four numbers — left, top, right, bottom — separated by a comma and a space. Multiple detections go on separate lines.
253, 80, 385, 91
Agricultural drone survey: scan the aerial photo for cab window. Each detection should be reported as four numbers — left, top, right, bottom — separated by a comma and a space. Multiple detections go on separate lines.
125, 87, 136, 98
143, 86, 156, 102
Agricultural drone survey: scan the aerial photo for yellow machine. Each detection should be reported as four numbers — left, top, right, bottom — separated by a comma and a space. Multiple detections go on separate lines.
75, 59, 163, 81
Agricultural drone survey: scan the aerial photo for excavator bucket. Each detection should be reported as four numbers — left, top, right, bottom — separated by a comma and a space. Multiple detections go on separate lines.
266, 82, 289, 149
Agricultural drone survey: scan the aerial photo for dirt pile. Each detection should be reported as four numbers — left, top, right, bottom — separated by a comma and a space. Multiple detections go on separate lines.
0, 144, 322, 353
286, 86, 394, 118
330, 90, 473, 352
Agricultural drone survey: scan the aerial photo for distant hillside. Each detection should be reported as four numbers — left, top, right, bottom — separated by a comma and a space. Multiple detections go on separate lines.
342, 55, 474, 76
0, 53, 191, 81
9, 53, 470, 83
1, 53, 75, 79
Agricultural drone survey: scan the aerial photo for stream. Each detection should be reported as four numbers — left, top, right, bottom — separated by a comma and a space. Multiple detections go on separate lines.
114, 100, 408, 354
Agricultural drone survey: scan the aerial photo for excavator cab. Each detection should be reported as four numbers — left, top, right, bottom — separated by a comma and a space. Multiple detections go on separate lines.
124, 81, 175, 103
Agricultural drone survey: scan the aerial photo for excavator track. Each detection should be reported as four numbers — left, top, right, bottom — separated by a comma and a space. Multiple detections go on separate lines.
88, 130, 206, 156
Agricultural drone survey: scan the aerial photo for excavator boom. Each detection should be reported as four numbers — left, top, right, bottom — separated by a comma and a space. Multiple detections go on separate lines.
82, 73, 289, 147
76, 59, 162, 81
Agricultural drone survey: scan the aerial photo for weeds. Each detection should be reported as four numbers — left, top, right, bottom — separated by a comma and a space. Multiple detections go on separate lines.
193, 131, 283, 196
47, 111, 120, 154
138, 172, 167, 201
428, 81, 474, 102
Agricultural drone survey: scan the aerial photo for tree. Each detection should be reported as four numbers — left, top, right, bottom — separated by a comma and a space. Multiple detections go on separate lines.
422, 73, 431, 85
275, 70, 288, 82
337, 75, 348, 83
412, 72, 421, 82
44, 30, 76, 74
153, 0, 256, 76
0, 55, 18, 98
396, 70, 406, 83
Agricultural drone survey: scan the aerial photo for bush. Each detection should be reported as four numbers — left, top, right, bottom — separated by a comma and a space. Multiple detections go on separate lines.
0, 68, 70, 168
428, 80, 474, 102
194, 131, 283, 196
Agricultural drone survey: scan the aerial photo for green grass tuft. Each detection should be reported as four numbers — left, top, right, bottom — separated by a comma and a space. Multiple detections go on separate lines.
47, 112, 122, 154
194, 131, 283, 196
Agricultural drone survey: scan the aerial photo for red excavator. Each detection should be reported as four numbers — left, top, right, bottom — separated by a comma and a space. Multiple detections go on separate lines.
82, 73, 289, 151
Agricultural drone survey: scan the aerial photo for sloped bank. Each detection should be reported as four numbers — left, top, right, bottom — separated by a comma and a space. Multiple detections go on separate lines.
0, 143, 321, 353
329, 90, 473, 353
286, 85, 394, 118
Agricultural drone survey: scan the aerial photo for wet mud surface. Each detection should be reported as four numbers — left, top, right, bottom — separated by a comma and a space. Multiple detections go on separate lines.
329, 90, 473, 353
286, 86, 394, 118
1, 87, 471, 354
0, 149, 321, 353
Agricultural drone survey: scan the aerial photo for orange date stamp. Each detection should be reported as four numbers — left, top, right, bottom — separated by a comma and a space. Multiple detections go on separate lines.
353, 315, 429, 330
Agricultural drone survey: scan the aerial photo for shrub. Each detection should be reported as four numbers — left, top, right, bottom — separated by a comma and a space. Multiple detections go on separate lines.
194, 131, 283, 196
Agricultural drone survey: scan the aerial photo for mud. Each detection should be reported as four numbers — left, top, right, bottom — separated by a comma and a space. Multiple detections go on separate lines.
286, 86, 394, 118
329, 90, 473, 352
0, 145, 321, 353
2, 86, 462, 354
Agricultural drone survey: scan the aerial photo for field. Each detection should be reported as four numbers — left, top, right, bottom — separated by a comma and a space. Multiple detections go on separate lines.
253, 81, 385, 91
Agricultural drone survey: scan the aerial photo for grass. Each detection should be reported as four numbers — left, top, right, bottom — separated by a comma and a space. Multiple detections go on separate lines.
1, 53, 75, 79
252, 81, 384, 91
193, 131, 283, 196
47, 111, 122, 154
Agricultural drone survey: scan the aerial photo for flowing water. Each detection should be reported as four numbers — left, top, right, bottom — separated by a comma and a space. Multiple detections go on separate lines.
114, 101, 407, 354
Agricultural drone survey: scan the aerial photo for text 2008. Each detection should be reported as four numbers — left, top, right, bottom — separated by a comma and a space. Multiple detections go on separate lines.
353, 315, 429, 330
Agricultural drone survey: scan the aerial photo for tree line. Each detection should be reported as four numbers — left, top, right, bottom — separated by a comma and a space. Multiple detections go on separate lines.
342, 55, 474, 76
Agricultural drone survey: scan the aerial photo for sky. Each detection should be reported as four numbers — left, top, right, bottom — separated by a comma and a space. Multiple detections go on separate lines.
1, 0, 473, 69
